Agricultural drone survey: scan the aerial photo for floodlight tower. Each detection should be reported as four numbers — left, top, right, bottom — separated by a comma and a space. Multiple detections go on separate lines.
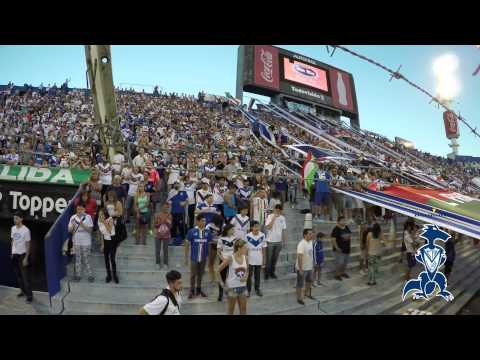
84, 45, 118, 161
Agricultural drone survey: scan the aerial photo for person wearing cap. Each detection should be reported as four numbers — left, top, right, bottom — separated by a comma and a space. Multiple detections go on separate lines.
196, 178, 211, 206
10, 211, 33, 303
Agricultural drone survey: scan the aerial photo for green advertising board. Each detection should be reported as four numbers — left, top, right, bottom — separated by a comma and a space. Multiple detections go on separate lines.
0, 165, 91, 186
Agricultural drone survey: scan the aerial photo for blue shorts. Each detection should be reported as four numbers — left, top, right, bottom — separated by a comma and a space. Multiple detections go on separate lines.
344, 196, 353, 209
228, 286, 247, 297
314, 192, 330, 206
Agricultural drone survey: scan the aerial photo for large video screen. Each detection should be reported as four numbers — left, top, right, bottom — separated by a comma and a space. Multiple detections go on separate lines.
283, 57, 329, 92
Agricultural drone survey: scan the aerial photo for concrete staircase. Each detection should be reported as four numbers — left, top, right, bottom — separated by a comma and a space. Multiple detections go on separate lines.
0, 285, 51, 315
43, 198, 480, 315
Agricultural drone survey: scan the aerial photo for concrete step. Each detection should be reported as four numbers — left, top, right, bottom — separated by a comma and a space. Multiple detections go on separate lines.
67, 245, 403, 300
61, 247, 405, 315
72, 242, 404, 282
352, 244, 480, 315
437, 269, 480, 315
0, 285, 51, 315
271, 241, 474, 315
394, 250, 480, 315
88, 240, 404, 271
98, 227, 404, 259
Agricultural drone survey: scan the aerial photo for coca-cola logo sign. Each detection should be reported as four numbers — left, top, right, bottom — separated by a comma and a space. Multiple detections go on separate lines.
260, 49, 273, 83
254, 45, 279, 90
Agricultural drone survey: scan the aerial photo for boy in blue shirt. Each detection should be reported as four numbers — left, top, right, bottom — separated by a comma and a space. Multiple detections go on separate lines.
184, 214, 212, 299
168, 181, 188, 242
313, 232, 325, 287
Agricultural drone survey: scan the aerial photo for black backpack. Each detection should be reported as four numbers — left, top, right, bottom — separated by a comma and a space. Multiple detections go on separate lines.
150, 288, 179, 315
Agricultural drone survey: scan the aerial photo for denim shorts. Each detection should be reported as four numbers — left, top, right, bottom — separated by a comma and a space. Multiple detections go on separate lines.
227, 286, 247, 298
296, 270, 313, 288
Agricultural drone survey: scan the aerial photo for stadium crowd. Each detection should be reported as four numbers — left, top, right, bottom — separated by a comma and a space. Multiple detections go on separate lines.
1, 82, 478, 313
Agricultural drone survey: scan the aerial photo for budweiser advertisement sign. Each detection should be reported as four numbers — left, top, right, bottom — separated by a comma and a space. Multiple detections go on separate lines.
254, 45, 279, 91
443, 110, 459, 139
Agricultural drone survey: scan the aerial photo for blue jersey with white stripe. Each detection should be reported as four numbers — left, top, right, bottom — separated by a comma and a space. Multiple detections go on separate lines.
196, 203, 218, 225
186, 227, 212, 263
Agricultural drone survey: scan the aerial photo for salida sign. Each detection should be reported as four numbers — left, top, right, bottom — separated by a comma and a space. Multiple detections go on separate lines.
0, 165, 91, 185
0, 165, 85, 222
0, 181, 77, 222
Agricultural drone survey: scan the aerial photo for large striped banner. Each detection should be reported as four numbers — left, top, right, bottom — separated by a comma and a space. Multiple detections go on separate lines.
333, 185, 480, 240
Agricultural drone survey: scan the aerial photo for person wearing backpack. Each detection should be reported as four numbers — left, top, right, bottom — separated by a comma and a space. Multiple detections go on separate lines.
140, 270, 183, 315
154, 203, 173, 269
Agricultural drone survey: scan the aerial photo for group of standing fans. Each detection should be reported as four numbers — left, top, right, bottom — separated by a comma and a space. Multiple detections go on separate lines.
1, 83, 470, 315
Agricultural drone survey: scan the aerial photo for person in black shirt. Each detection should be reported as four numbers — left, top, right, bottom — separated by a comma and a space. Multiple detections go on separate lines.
331, 216, 352, 281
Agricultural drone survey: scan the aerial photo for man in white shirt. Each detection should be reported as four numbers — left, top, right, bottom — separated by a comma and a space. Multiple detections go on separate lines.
296, 229, 315, 305
132, 147, 146, 169
195, 179, 212, 206
141, 270, 183, 315
230, 206, 250, 241
68, 204, 94, 282
125, 167, 144, 223
112, 149, 125, 174
167, 158, 182, 190
11, 212, 33, 303
264, 159, 274, 176
184, 176, 198, 230
246, 221, 267, 297
265, 204, 287, 280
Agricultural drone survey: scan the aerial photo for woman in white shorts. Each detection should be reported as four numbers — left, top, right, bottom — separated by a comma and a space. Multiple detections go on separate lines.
217, 239, 249, 315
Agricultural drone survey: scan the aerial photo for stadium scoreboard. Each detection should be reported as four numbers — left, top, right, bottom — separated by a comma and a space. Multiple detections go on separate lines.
236, 45, 359, 126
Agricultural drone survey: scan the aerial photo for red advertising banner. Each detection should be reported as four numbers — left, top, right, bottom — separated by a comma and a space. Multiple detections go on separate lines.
254, 45, 280, 91
329, 68, 354, 113
443, 110, 460, 139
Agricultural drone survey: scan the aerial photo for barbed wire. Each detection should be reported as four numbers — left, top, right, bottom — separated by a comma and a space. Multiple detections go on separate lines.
329, 45, 480, 140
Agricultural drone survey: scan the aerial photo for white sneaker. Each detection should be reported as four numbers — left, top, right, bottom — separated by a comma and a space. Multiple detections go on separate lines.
311, 283, 318, 288
360, 269, 366, 275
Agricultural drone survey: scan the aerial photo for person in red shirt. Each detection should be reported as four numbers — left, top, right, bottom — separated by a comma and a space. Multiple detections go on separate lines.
74, 191, 97, 221
145, 161, 161, 235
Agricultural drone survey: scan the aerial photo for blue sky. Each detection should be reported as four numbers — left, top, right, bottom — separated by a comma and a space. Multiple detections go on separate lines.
0, 45, 478, 157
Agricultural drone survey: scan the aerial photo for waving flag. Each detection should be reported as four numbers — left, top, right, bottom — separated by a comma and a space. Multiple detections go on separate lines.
258, 122, 276, 145
302, 152, 318, 195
